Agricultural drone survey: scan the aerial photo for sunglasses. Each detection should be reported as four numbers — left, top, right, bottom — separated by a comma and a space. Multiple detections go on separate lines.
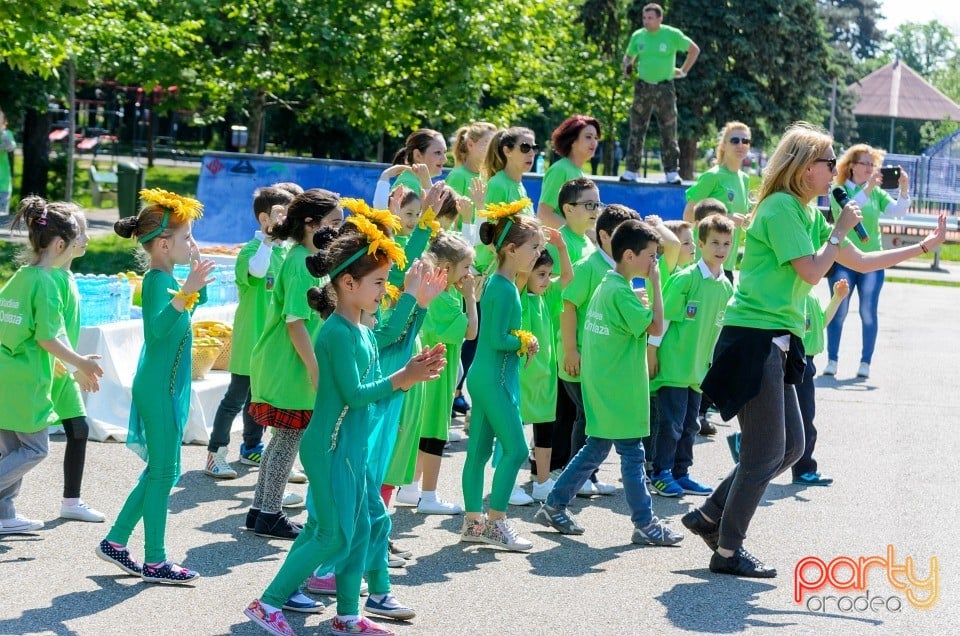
814, 158, 837, 171
728, 136, 751, 145
574, 201, 604, 211
510, 142, 540, 154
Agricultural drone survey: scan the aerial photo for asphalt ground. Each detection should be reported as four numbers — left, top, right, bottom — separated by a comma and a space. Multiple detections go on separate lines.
2, 278, 958, 635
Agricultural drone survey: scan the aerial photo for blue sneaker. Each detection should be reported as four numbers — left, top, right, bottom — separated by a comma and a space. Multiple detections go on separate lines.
240, 442, 264, 466
793, 472, 834, 486
674, 474, 713, 496
365, 593, 416, 620
283, 590, 324, 613
649, 470, 683, 497
452, 395, 471, 415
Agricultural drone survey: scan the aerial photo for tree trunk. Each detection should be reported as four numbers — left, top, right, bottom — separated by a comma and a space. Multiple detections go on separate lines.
679, 137, 697, 181
65, 58, 76, 202
246, 89, 267, 154
20, 108, 51, 199
145, 108, 155, 168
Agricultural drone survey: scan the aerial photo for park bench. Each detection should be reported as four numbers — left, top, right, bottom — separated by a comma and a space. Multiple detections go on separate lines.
88, 165, 118, 207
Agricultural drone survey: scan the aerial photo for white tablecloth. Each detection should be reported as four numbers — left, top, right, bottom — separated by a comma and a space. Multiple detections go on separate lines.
77, 304, 238, 444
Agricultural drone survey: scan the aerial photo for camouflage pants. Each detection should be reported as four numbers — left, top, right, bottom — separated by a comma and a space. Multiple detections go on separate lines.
626, 80, 679, 173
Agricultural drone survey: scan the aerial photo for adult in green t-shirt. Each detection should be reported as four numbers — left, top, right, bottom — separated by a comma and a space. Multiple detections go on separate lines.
824, 144, 912, 379
685, 122, 946, 581
683, 121, 754, 278
537, 115, 601, 229
620, 3, 699, 185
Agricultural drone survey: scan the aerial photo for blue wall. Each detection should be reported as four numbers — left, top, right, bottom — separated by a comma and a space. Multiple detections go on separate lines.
194, 152, 688, 244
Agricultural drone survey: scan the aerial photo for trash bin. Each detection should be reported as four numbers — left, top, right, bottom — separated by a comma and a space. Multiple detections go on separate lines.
117, 161, 146, 218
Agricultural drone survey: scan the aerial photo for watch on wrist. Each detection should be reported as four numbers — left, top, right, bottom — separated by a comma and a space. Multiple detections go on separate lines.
828, 235, 841, 246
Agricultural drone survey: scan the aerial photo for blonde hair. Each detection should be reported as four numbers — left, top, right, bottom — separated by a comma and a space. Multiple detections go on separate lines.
756, 122, 833, 208
835, 143, 883, 186
452, 122, 497, 166
717, 121, 750, 166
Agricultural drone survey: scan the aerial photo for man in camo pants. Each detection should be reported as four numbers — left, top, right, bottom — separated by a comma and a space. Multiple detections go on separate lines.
620, 3, 699, 185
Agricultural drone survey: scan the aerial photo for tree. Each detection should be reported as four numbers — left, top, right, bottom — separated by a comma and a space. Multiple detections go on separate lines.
888, 20, 957, 76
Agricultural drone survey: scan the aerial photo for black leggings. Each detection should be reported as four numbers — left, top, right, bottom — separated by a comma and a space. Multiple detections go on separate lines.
531, 421, 555, 448
61, 417, 89, 499
419, 437, 446, 457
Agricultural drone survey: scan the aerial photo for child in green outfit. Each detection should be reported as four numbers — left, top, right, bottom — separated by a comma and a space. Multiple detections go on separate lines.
536, 219, 683, 546
647, 215, 735, 498
98, 189, 213, 584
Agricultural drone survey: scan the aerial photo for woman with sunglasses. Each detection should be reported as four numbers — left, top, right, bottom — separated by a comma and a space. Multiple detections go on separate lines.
681, 122, 945, 579
537, 115, 601, 229
823, 145, 911, 380
682, 121, 753, 284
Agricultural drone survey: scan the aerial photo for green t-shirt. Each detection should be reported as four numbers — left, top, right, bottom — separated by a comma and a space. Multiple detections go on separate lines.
229, 237, 287, 375
0, 130, 14, 192
0, 266, 63, 432
685, 164, 750, 271
50, 268, 85, 421
651, 260, 733, 393
445, 165, 478, 197
724, 193, 842, 337
803, 292, 826, 356
625, 25, 693, 83
545, 224, 595, 277
538, 157, 584, 215
581, 272, 653, 439
829, 182, 894, 253
250, 244, 324, 409
559, 249, 613, 382
475, 170, 534, 275
519, 281, 563, 423
390, 168, 424, 195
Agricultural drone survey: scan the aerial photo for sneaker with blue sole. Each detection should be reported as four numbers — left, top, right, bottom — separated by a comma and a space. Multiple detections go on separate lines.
364, 594, 416, 620
793, 472, 833, 486
649, 470, 683, 497
283, 591, 324, 614
240, 443, 264, 466
674, 474, 713, 496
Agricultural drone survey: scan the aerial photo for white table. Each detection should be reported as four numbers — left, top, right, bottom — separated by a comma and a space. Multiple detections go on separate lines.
77, 304, 238, 444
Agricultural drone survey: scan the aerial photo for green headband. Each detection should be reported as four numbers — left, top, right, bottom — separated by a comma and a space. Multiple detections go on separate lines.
138, 211, 170, 243
329, 246, 368, 279
494, 218, 514, 249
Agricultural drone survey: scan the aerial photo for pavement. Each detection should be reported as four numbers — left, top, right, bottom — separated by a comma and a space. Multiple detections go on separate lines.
2, 277, 958, 635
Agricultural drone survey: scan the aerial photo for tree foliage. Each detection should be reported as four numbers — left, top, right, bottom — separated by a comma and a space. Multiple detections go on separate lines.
887, 20, 958, 77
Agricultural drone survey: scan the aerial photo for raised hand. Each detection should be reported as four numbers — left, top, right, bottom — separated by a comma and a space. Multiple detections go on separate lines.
422, 181, 447, 213
468, 177, 486, 210
456, 273, 476, 301
403, 259, 425, 298
183, 257, 216, 294
417, 267, 448, 307
411, 164, 432, 191
832, 278, 850, 301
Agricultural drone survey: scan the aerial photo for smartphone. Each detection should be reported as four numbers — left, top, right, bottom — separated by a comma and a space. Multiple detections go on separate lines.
880, 166, 901, 189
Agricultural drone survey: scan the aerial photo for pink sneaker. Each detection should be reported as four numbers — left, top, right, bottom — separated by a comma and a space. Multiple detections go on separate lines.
244, 599, 297, 636
305, 573, 368, 596
330, 616, 395, 635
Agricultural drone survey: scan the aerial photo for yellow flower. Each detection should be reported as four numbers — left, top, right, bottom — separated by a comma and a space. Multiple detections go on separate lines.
384, 282, 402, 302
140, 188, 203, 222
510, 329, 536, 356
418, 207, 441, 238
342, 198, 402, 233
478, 198, 531, 221
344, 215, 408, 271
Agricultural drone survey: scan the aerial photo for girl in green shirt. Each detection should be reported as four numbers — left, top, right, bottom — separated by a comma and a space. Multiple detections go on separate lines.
245, 221, 446, 636
99, 189, 212, 584
1, 198, 101, 536
446, 121, 496, 197
460, 211, 543, 552
537, 114, 601, 229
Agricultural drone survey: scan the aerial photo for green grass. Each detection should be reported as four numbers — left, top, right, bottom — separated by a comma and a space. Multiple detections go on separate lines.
0, 234, 143, 287
916, 243, 960, 262
886, 276, 960, 288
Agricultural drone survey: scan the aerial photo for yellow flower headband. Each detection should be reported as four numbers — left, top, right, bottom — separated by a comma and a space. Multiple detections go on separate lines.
418, 207, 441, 239
330, 214, 408, 278
137, 188, 204, 243
478, 198, 531, 248
341, 197, 402, 233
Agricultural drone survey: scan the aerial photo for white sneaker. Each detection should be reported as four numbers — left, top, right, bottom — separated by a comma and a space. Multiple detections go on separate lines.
857, 362, 870, 378
416, 498, 463, 515
593, 480, 619, 496
394, 484, 421, 506
287, 467, 307, 484
619, 170, 641, 183
0, 515, 43, 534
577, 480, 599, 497
448, 429, 465, 442
480, 518, 533, 551
281, 491, 304, 508
823, 360, 838, 376
60, 500, 106, 523
508, 487, 535, 506
665, 171, 682, 184
204, 448, 238, 479
531, 478, 555, 502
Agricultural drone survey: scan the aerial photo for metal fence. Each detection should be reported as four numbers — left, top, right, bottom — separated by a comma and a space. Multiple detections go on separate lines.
886, 131, 960, 214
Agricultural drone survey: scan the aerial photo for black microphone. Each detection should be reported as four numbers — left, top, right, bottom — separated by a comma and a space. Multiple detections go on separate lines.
831, 187, 869, 243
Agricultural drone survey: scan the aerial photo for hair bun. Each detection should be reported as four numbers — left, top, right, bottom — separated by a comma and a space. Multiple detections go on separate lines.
312, 225, 339, 250
478, 221, 497, 246
114, 216, 140, 239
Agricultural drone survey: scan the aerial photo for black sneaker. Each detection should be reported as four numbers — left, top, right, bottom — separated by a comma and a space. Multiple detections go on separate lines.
245, 508, 260, 530
533, 503, 585, 535
96, 539, 142, 575
709, 547, 777, 578
254, 511, 301, 540
681, 509, 719, 551
697, 416, 717, 436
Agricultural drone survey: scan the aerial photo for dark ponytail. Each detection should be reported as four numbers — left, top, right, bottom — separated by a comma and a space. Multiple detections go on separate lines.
12, 196, 80, 256
392, 129, 444, 166
270, 188, 340, 243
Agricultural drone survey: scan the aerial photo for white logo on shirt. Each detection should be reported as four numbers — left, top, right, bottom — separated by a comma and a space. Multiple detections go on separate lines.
659, 43, 667, 52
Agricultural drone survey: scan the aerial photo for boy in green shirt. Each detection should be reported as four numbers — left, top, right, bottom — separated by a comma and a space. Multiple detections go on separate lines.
205, 186, 293, 479
536, 219, 682, 545
544, 178, 599, 274
647, 215, 734, 497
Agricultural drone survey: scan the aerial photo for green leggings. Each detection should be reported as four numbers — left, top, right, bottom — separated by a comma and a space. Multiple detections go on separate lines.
106, 415, 181, 563
461, 391, 527, 513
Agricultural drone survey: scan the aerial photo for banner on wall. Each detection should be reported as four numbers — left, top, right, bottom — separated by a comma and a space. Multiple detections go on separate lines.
194, 152, 687, 245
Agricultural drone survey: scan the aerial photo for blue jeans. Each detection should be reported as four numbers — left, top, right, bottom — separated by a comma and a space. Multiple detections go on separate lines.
546, 436, 654, 528
651, 386, 702, 477
827, 264, 884, 364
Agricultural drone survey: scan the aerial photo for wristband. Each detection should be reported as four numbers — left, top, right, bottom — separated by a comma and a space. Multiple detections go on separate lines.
920, 242, 929, 254
169, 288, 200, 310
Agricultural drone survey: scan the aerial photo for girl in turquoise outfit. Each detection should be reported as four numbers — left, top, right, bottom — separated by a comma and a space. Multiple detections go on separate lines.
0, 198, 102, 536
460, 209, 543, 551
98, 189, 213, 585
244, 221, 447, 636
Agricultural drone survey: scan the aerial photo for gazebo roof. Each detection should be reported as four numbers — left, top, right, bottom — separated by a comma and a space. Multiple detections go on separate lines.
849, 59, 960, 122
